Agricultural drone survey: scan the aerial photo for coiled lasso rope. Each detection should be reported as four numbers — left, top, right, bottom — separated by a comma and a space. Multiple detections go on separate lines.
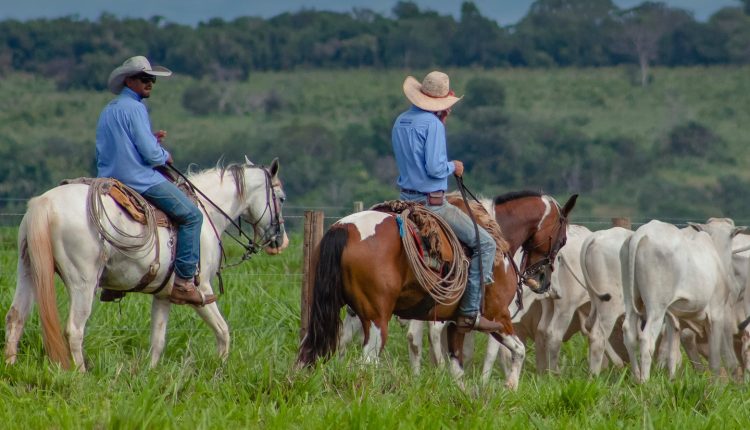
399, 205, 469, 306
87, 178, 158, 259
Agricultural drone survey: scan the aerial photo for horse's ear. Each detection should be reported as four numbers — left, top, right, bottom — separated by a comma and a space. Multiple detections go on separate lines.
561, 194, 578, 217
269, 157, 280, 177
245, 155, 255, 166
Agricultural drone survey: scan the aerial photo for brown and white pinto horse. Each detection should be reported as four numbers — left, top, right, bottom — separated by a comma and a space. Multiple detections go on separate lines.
297, 191, 577, 389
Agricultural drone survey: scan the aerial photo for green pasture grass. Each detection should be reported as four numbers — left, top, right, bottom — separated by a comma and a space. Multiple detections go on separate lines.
1, 228, 750, 428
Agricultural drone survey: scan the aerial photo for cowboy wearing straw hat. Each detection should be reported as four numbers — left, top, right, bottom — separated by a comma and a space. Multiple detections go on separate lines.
95, 55, 215, 307
392, 71, 501, 333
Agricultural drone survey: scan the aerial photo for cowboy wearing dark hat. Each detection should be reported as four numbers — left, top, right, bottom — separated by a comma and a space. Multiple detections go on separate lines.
392, 71, 501, 333
96, 56, 215, 307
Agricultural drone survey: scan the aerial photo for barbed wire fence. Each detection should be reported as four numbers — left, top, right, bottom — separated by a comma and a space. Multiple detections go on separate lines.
2, 197, 749, 336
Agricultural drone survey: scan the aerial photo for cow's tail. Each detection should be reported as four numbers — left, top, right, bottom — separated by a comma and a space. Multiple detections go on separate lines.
296, 226, 348, 367
25, 197, 71, 369
580, 235, 612, 302
621, 233, 645, 325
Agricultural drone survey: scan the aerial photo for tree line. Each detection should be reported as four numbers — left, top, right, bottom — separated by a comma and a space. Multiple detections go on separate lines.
2, 0, 750, 90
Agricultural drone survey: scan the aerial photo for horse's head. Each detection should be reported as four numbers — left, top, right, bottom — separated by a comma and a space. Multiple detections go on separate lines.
241, 157, 289, 254
519, 194, 577, 294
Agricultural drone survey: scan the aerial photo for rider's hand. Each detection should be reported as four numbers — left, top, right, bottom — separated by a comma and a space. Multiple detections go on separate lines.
166, 154, 174, 165
154, 130, 167, 143
453, 160, 464, 177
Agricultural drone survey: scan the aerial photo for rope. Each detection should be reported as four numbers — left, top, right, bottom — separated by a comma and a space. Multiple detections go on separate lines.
399, 205, 469, 306
87, 179, 158, 259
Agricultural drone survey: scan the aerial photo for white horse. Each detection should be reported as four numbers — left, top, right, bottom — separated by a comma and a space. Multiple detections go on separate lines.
4, 158, 289, 371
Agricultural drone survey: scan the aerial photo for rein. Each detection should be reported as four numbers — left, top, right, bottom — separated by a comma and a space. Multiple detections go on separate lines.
454, 175, 485, 296
453, 177, 528, 317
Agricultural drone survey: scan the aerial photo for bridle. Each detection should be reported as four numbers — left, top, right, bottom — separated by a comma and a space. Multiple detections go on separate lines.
165, 163, 285, 268
517, 201, 568, 294
237, 167, 286, 253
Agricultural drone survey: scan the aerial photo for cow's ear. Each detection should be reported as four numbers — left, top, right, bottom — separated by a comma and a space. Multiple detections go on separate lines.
686, 222, 703, 232
732, 226, 748, 237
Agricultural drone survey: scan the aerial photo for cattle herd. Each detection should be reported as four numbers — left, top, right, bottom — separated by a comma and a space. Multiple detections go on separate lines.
342, 217, 750, 385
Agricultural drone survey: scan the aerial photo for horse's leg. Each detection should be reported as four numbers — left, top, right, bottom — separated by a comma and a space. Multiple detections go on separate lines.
445, 324, 466, 390
491, 332, 525, 391
4, 255, 34, 365
406, 320, 424, 375
65, 284, 96, 372
462, 330, 475, 368
338, 308, 362, 353
193, 301, 230, 361
149, 296, 172, 367
361, 317, 389, 364
427, 321, 447, 368
481, 336, 503, 385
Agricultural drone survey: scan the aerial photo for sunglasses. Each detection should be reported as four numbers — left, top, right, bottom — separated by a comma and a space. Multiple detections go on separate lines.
132, 74, 156, 84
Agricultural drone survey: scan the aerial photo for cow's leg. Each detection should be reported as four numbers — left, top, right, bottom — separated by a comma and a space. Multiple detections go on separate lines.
622, 311, 641, 380
638, 312, 665, 383
720, 317, 739, 378
743, 328, 750, 380
535, 299, 553, 373
680, 329, 705, 372
663, 316, 682, 379
405, 320, 424, 375
541, 301, 578, 374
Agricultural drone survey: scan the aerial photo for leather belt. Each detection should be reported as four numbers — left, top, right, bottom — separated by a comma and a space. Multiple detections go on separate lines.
401, 189, 445, 196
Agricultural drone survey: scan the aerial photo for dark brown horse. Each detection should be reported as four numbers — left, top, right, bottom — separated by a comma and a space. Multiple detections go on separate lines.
297, 191, 577, 389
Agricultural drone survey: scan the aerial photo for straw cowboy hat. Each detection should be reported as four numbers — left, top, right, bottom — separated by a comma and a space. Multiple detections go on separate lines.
107, 56, 172, 94
402, 71, 462, 112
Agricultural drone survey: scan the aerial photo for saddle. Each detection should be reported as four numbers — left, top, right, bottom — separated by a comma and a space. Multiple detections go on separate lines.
61, 174, 199, 302
371, 198, 508, 269
370, 198, 509, 319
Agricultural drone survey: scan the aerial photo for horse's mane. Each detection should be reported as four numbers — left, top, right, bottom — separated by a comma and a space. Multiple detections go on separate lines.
188, 163, 247, 200
493, 190, 543, 205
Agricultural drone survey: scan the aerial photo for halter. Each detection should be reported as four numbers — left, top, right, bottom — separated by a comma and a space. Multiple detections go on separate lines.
517, 200, 568, 294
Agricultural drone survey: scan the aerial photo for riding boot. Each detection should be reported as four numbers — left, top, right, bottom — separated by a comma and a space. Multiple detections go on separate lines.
456, 314, 504, 333
169, 276, 216, 307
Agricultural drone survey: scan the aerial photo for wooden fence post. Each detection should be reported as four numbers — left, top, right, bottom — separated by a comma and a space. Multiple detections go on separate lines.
611, 217, 632, 230
301, 210, 324, 342
353, 201, 364, 212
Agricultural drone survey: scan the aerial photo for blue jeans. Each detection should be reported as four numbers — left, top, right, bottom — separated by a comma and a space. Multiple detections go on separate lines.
400, 191, 496, 317
142, 181, 203, 279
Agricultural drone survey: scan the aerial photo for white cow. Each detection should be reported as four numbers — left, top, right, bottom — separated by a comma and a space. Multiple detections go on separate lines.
533, 224, 593, 373
681, 232, 750, 376
621, 218, 742, 382
480, 224, 596, 378
580, 226, 633, 375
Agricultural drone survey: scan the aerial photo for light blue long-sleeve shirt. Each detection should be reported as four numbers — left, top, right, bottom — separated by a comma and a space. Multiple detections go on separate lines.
96, 87, 171, 193
391, 105, 455, 193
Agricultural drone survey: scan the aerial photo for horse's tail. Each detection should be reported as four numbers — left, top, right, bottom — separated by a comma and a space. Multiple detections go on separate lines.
297, 226, 348, 366
25, 196, 71, 369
